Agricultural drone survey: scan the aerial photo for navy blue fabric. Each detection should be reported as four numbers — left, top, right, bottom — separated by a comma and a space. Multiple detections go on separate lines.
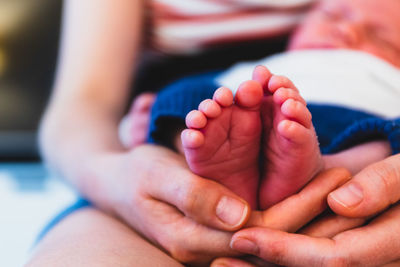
148, 71, 221, 145
307, 105, 400, 154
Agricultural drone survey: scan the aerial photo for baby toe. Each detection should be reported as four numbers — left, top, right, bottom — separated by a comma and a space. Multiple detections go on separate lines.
273, 87, 306, 106
213, 87, 234, 107
281, 99, 312, 128
181, 129, 205, 149
186, 110, 207, 129
235, 80, 263, 109
198, 99, 222, 118
268, 75, 298, 93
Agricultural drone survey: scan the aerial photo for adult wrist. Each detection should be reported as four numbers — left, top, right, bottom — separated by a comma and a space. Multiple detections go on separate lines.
76, 151, 127, 215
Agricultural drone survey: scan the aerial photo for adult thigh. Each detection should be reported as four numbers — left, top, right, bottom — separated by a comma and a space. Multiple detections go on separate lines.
26, 207, 183, 267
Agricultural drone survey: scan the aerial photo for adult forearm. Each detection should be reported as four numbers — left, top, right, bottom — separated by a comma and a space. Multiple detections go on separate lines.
39, 0, 144, 188
39, 96, 126, 209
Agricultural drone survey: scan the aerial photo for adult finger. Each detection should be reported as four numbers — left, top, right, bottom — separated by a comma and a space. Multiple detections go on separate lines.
231, 204, 400, 267
328, 154, 400, 217
299, 212, 367, 238
231, 227, 332, 267
384, 260, 400, 266
211, 255, 275, 267
209, 169, 350, 266
140, 197, 240, 264
141, 145, 251, 231
247, 168, 351, 232
211, 257, 257, 267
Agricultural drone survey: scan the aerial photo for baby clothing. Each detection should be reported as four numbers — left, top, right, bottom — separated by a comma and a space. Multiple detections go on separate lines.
217, 49, 400, 118
148, 0, 314, 54
149, 49, 400, 154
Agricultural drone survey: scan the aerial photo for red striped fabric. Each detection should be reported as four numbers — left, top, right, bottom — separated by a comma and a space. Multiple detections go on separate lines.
148, 0, 315, 54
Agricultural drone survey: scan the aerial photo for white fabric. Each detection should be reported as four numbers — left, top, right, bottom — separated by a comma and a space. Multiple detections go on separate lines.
216, 49, 400, 118
228, 0, 314, 8
150, 0, 314, 54
155, 13, 304, 54
152, 0, 237, 16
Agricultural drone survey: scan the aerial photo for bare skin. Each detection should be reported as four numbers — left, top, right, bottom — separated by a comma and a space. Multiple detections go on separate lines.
182, 67, 323, 210
27, 168, 355, 267
119, 93, 156, 148
219, 155, 400, 267
181, 64, 392, 210
182, 82, 263, 209
27, 208, 184, 267
254, 66, 323, 209
288, 0, 400, 67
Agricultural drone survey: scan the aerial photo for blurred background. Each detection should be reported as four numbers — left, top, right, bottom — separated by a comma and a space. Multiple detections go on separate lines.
0, 0, 60, 159
0, 1, 77, 266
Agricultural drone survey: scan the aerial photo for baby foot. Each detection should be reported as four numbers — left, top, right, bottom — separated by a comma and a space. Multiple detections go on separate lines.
119, 93, 156, 148
181, 81, 263, 209
253, 66, 324, 209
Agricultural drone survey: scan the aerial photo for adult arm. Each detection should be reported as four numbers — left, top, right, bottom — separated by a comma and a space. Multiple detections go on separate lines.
225, 154, 400, 266
39, 1, 252, 264
40, 0, 143, 203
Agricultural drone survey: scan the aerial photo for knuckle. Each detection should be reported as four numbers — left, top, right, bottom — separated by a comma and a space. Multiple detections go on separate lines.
181, 192, 197, 214
323, 240, 360, 267
268, 240, 288, 266
321, 247, 349, 267
165, 239, 198, 263
170, 247, 197, 263
158, 223, 209, 264
180, 179, 203, 214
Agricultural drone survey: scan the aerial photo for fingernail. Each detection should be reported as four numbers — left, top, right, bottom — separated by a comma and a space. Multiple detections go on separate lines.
329, 182, 364, 208
230, 237, 259, 255
216, 196, 248, 227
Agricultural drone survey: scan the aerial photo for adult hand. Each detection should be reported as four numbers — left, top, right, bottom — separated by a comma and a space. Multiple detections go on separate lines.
211, 168, 353, 266
88, 148, 353, 266
225, 154, 400, 267
328, 154, 400, 217
87, 144, 251, 265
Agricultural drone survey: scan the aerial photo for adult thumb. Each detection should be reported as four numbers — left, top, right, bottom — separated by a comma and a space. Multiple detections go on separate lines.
328, 154, 400, 217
